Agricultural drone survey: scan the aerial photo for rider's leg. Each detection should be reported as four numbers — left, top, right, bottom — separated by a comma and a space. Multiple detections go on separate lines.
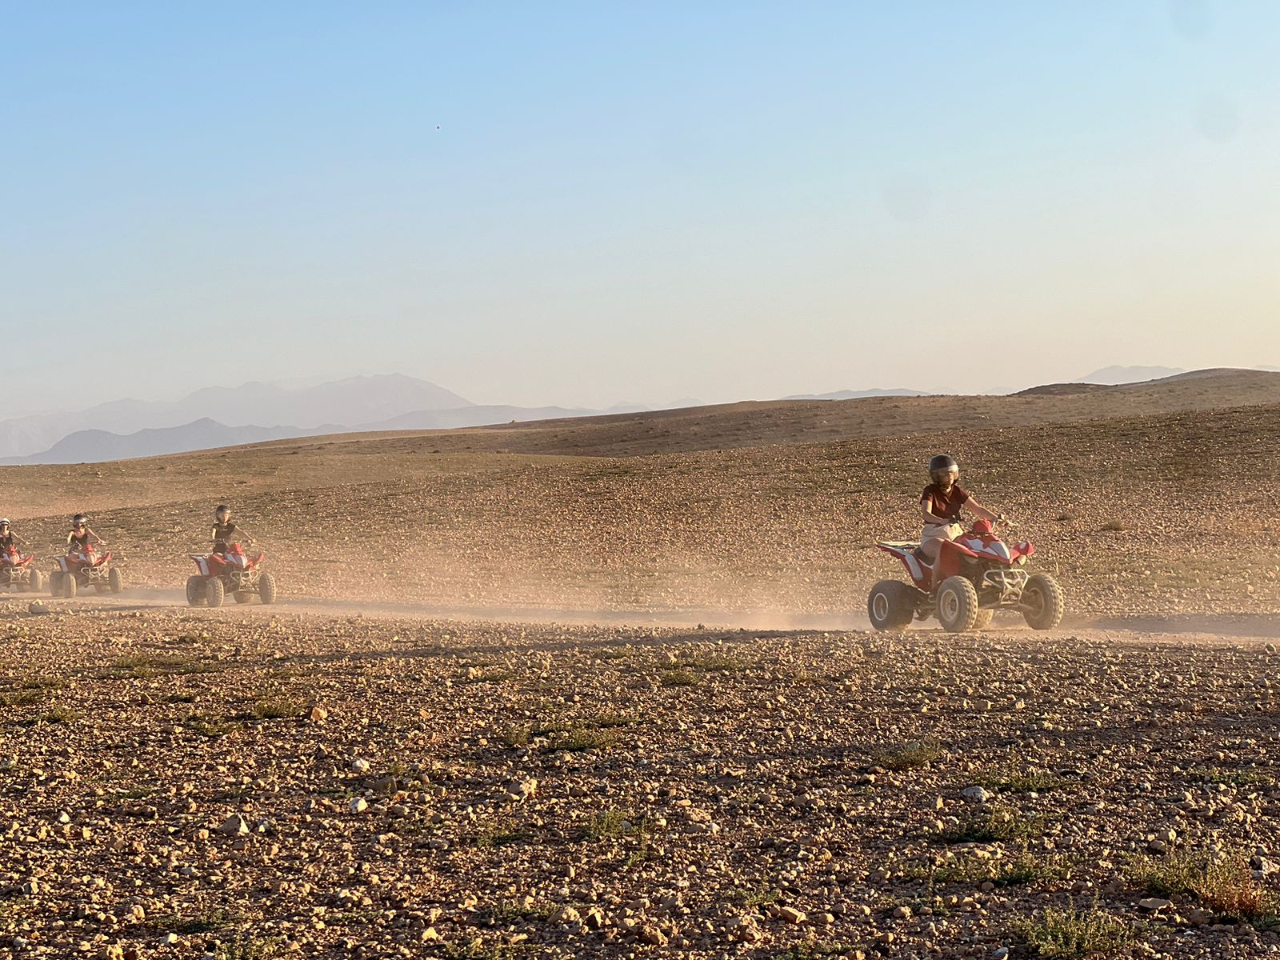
920, 524, 960, 563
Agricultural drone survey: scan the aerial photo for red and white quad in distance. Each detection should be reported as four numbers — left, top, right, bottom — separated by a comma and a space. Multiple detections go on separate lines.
186, 543, 278, 608
0, 546, 42, 594
51, 543, 123, 598
869, 519, 1064, 632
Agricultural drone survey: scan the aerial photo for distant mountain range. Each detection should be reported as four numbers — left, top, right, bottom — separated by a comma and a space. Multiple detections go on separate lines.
0, 377, 706, 464
0, 374, 471, 461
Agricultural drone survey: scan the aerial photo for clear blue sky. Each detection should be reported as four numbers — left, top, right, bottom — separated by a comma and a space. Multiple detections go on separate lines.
4, 1, 1278, 412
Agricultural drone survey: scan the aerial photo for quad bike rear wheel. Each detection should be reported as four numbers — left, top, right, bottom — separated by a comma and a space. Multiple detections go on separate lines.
867, 580, 917, 631
108, 568, 123, 594
936, 576, 979, 633
206, 578, 225, 608
1021, 573, 1064, 630
186, 576, 206, 607
28, 570, 43, 594
258, 572, 277, 605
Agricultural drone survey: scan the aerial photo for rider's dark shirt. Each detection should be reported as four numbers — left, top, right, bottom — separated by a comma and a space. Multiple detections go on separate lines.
212, 522, 238, 551
921, 483, 970, 523
68, 532, 90, 550
0, 534, 17, 552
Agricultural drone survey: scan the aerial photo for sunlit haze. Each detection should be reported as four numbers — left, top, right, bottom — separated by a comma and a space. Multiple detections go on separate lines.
4, 1, 1278, 415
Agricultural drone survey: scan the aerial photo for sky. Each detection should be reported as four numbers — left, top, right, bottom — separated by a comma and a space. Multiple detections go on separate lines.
4, 1, 1279, 414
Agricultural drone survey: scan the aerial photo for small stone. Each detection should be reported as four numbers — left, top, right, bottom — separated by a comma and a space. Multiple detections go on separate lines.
552, 906, 580, 924
22, 879, 40, 895
892, 905, 912, 920
217, 815, 249, 836
351, 758, 371, 774
309, 705, 328, 723
349, 798, 369, 814
1138, 898, 1172, 911
638, 923, 668, 945
27, 601, 48, 615
778, 906, 806, 924
962, 785, 993, 803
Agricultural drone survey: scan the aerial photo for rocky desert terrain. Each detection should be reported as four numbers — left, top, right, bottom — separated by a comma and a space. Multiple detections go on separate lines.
2, 369, 1279, 959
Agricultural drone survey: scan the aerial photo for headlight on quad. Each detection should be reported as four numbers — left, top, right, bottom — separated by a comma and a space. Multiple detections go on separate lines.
1015, 556, 1027, 566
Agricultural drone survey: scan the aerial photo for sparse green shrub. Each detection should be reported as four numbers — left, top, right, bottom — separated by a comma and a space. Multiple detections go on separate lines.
1014, 899, 1134, 956
872, 738, 944, 771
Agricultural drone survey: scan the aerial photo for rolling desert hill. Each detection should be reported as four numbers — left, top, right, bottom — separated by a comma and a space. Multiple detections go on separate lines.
0, 367, 1276, 622
253, 366, 1280, 459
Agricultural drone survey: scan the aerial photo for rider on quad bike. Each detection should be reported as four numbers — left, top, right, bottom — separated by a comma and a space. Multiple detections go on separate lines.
867, 454, 1065, 633
67, 514, 105, 555
53, 514, 122, 597
212, 505, 255, 555
187, 505, 274, 607
919, 455, 1002, 563
0, 520, 41, 593
0, 519, 26, 554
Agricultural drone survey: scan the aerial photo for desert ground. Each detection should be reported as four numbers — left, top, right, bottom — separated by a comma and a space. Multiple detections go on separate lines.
2, 370, 1279, 959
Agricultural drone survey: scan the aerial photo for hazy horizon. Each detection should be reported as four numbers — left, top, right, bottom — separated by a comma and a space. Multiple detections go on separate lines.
5, 2, 1279, 417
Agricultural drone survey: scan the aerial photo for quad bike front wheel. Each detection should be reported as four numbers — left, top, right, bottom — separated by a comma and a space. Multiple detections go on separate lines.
972, 608, 994, 631
186, 576, 206, 607
63, 573, 78, 599
936, 576, 980, 633
867, 580, 917, 631
206, 578, 225, 608
258, 572, 277, 605
28, 570, 43, 594
108, 568, 123, 594
49, 571, 63, 597
1021, 573, 1065, 630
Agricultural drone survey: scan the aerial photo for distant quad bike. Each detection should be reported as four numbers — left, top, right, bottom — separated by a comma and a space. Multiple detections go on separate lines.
0, 546, 42, 593
869, 519, 1064, 633
186, 542, 277, 608
51, 544, 123, 598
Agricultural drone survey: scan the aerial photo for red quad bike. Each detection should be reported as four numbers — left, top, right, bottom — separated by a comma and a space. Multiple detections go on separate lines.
186, 543, 277, 608
868, 519, 1065, 633
51, 544, 123, 598
0, 547, 42, 593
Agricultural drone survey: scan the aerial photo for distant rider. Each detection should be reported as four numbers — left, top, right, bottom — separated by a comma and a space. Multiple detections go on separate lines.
0, 519, 27, 556
67, 514, 106, 556
919, 455, 1003, 563
211, 505, 255, 556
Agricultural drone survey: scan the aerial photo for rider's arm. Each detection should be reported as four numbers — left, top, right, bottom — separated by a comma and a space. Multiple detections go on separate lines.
237, 525, 256, 544
88, 527, 105, 544
920, 495, 952, 526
